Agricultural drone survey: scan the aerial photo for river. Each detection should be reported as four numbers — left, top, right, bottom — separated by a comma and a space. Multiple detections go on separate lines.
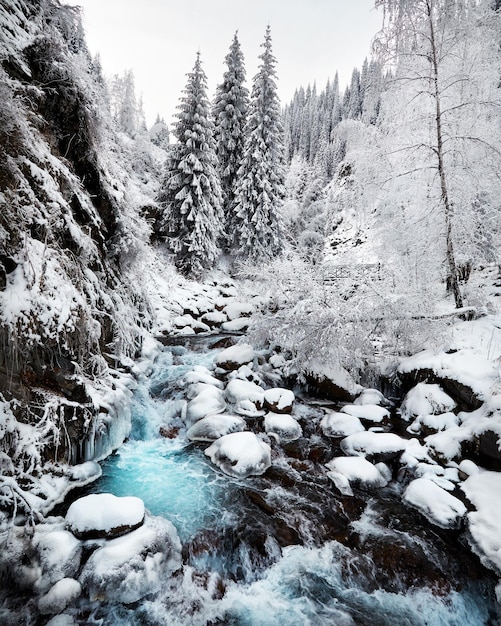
79, 340, 499, 626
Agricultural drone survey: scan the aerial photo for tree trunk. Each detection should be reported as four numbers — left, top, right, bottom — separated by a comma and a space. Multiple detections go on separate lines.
427, 0, 464, 308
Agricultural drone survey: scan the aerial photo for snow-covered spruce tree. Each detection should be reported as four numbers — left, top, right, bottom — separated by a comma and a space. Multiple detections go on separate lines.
213, 32, 249, 246
157, 52, 223, 277
232, 26, 285, 262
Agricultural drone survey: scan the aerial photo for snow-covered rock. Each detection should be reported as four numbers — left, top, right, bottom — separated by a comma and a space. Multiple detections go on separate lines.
201, 311, 228, 328
400, 383, 457, 421
223, 301, 255, 320
66, 493, 145, 540
341, 431, 407, 462
214, 343, 255, 371
204, 432, 271, 478
326, 456, 390, 496
302, 359, 363, 402
34, 528, 82, 587
320, 410, 365, 438
221, 318, 250, 333
264, 413, 302, 443
224, 378, 265, 407
38, 578, 82, 615
234, 399, 266, 418
354, 388, 389, 406
407, 411, 460, 435
263, 388, 295, 414
184, 386, 226, 426
186, 414, 246, 442
181, 366, 224, 389
340, 403, 390, 424
173, 314, 210, 334
461, 469, 501, 574
79, 514, 181, 604
269, 353, 286, 369
403, 477, 467, 529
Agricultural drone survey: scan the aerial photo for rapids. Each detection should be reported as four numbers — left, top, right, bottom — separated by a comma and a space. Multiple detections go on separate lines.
81, 342, 499, 625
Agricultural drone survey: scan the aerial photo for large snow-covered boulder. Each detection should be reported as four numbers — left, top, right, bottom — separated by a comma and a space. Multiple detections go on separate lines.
204, 432, 271, 478
264, 413, 302, 444
326, 456, 390, 496
407, 412, 460, 436
186, 414, 246, 442
66, 493, 145, 540
214, 343, 255, 372
263, 388, 295, 414
340, 403, 390, 425
340, 432, 407, 462
403, 477, 467, 529
302, 359, 363, 402
320, 410, 365, 438
184, 386, 226, 426
224, 378, 265, 407
79, 514, 181, 604
400, 383, 457, 421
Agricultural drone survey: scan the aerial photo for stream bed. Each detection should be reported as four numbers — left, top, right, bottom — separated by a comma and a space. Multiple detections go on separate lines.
81, 342, 499, 626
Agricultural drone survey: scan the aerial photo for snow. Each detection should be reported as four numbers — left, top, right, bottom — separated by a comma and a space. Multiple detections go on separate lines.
403, 477, 467, 529
303, 358, 363, 398
186, 414, 246, 442
205, 432, 271, 478
79, 514, 181, 604
184, 386, 226, 426
341, 431, 407, 459
354, 388, 389, 406
320, 410, 365, 438
264, 413, 302, 443
34, 527, 82, 587
263, 388, 295, 413
326, 456, 390, 496
399, 383, 457, 421
223, 301, 255, 320
461, 470, 501, 573
398, 317, 501, 401
38, 578, 81, 615
66, 493, 145, 538
214, 343, 255, 370
225, 378, 265, 406
407, 412, 460, 435
340, 403, 390, 424
269, 354, 286, 369
181, 366, 224, 389
221, 317, 251, 332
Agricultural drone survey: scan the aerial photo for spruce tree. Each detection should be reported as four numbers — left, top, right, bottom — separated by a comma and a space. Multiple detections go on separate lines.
232, 26, 285, 262
213, 32, 249, 246
157, 52, 223, 277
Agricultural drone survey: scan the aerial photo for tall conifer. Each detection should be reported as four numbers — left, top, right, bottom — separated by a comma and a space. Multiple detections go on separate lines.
232, 26, 285, 262
157, 52, 223, 277
213, 32, 249, 246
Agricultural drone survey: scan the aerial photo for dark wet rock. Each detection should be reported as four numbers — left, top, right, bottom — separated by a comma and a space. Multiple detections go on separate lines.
398, 368, 482, 412
472, 429, 501, 471
160, 425, 180, 439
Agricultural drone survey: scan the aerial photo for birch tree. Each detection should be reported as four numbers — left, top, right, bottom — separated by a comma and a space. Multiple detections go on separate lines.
374, 0, 501, 308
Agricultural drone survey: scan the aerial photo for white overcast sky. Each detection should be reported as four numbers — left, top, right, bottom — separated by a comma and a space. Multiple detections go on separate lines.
65, 0, 383, 128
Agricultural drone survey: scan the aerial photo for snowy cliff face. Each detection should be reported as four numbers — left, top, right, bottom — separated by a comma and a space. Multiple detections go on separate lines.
0, 0, 157, 514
